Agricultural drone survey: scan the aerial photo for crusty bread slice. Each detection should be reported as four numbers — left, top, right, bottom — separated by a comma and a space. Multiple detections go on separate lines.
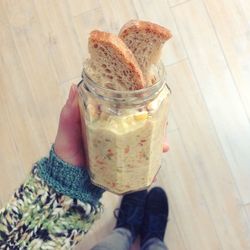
85, 30, 146, 91
119, 20, 172, 85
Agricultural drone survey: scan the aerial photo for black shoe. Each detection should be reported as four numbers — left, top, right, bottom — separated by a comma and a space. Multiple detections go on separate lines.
115, 190, 147, 241
141, 187, 169, 246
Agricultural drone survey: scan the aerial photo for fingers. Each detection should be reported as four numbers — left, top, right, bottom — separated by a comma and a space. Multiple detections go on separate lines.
66, 84, 78, 105
163, 142, 170, 152
153, 176, 157, 182
54, 84, 85, 166
60, 84, 80, 126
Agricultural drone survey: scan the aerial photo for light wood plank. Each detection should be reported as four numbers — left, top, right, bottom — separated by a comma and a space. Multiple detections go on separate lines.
203, 0, 250, 120
203, 0, 249, 38
0, 1, 51, 175
167, 112, 178, 132
3, 0, 62, 146
172, 0, 250, 205
245, 204, 250, 228
68, 0, 100, 17
159, 130, 220, 250
168, 0, 189, 7
34, 0, 82, 83
100, 0, 138, 33
133, 0, 187, 66
167, 59, 250, 249
239, 0, 250, 23
0, 4, 44, 202
73, 8, 108, 60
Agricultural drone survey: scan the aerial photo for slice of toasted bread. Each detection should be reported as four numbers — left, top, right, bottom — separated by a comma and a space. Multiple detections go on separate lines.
85, 30, 146, 91
119, 20, 172, 85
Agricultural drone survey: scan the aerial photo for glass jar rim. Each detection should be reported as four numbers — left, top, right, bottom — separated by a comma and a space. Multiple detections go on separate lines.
78, 61, 171, 104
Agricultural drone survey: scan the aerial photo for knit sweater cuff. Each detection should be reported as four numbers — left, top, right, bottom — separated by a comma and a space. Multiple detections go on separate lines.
37, 145, 105, 205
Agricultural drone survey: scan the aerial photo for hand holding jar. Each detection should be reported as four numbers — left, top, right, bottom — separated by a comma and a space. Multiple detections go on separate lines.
54, 84, 169, 171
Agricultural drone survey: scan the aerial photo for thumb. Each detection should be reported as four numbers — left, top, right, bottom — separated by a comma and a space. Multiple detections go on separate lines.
60, 85, 80, 127
54, 84, 84, 165
66, 84, 78, 106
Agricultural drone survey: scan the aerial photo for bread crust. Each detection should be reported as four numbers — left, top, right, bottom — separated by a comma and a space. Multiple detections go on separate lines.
119, 20, 172, 41
89, 30, 146, 90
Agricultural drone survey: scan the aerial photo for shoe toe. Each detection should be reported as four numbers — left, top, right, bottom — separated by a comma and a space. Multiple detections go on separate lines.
122, 190, 148, 205
146, 187, 168, 213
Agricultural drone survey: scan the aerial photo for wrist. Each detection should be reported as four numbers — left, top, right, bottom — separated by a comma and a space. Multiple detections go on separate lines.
54, 138, 86, 167
37, 145, 105, 205
54, 143, 79, 167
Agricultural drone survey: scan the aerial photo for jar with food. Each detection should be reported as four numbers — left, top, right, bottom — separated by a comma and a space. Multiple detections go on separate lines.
78, 62, 171, 194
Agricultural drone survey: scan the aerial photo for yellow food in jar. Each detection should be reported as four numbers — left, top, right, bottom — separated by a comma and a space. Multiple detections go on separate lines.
134, 112, 148, 121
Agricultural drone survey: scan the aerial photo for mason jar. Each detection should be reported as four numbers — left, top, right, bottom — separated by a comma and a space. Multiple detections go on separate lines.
78, 62, 171, 194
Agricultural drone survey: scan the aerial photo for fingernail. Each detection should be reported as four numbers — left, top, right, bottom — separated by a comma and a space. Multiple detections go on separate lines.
67, 85, 77, 104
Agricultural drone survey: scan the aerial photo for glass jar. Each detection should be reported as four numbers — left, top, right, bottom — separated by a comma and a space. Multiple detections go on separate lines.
78, 62, 171, 194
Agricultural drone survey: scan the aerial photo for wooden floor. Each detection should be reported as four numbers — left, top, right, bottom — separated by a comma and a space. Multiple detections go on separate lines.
1, 0, 250, 249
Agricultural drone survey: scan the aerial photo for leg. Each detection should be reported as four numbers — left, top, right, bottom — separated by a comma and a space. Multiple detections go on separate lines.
92, 190, 147, 250
141, 238, 168, 250
91, 227, 133, 250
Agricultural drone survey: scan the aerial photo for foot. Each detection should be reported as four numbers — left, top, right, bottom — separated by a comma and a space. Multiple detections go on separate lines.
141, 187, 169, 246
115, 190, 147, 241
